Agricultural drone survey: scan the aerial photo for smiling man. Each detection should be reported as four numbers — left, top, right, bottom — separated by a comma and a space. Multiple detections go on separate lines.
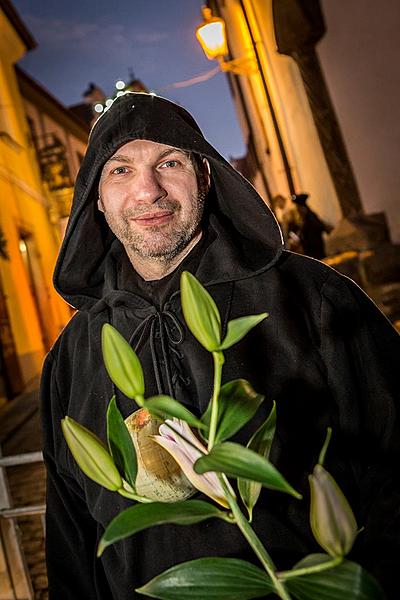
97, 141, 209, 280
41, 92, 400, 599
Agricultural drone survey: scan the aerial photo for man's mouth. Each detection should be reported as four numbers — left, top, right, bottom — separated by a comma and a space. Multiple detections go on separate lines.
131, 211, 174, 226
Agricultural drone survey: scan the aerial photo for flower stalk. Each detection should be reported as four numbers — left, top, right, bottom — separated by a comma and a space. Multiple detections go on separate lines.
277, 556, 343, 581
217, 474, 292, 600
207, 351, 225, 450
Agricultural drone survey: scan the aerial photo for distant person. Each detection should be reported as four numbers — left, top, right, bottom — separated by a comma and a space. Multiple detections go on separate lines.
289, 193, 332, 259
271, 194, 290, 242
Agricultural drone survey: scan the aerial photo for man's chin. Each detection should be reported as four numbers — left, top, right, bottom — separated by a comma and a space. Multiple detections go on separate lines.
126, 242, 182, 262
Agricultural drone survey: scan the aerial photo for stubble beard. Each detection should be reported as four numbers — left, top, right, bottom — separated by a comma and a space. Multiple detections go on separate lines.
101, 190, 207, 265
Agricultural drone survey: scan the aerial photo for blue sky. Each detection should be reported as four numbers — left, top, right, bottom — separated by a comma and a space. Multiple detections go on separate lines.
12, 0, 246, 159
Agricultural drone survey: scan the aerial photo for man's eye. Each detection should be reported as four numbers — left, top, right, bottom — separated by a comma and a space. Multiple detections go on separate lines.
161, 160, 179, 168
112, 166, 128, 174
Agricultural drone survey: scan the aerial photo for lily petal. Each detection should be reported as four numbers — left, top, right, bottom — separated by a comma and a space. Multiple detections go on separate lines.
154, 419, 230, 508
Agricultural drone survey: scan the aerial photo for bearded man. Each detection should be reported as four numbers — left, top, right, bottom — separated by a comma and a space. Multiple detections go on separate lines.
41, 92, 400, 599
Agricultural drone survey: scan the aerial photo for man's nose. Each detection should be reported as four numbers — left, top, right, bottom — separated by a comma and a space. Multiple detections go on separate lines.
132, 169, 166, 204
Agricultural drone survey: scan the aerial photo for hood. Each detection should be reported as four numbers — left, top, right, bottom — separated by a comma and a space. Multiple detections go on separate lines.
54, 92, 283, 309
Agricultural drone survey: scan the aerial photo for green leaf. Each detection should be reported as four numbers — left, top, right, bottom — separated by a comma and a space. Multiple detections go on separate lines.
286, 555, 386, 600
102, 323, 144, 399
238, 401, 276, 520
201, 380, 264, 444
62, 416, 122, 492
219, 314, 268, 350
291, 553, 334, 569
194, 442, 301, 499
180, 271, 221, 352
106, 396, 137, 488
136, 557, 274, 599
98, 500, 229, 557
145, 395, 206, 430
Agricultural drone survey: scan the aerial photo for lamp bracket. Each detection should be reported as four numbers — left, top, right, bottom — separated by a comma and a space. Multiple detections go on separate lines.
218, 54, 257, 75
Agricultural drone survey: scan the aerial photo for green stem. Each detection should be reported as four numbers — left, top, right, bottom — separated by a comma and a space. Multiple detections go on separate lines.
208, 351, 224, 450
134, 394, 145, 407
278, 556, 343, 580
318, 427, 332, 466
117, 487, 153, 503
218, 476, 292, 600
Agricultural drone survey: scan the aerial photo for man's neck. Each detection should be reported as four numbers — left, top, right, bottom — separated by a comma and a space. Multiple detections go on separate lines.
126, 231, 203, 281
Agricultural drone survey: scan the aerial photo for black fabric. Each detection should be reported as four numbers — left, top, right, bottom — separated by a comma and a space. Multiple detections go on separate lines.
120, 226, 213, 310
41, 92, 400, 600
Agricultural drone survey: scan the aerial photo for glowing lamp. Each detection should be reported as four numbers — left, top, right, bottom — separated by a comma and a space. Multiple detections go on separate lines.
196, 7, 228, 60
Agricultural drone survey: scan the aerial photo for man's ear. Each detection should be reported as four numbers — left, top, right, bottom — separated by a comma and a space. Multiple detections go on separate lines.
202, 158, 211, 189
97, 195, 104, 213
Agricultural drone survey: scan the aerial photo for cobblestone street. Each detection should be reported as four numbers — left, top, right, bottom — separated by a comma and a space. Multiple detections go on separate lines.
1, 384, 48, 599
7, 463, 47, 600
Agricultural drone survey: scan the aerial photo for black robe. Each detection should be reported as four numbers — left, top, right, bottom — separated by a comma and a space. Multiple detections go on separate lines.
41, 92, 400, 599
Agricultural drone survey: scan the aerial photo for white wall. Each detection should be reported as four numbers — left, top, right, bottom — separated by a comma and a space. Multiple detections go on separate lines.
220, 0, 343, 226
318, 0, 400, 242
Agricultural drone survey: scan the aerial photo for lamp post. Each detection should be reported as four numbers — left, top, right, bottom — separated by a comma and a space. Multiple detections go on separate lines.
196, 6, 256, 75
195, 4, 295, 195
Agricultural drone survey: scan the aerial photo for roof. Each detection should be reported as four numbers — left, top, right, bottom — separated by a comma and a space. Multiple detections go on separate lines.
0, 0, 36, 50
16, 66, 90, 142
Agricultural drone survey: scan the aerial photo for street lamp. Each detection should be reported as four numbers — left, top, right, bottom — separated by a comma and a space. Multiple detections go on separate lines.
195, 3, 295, 195
196, 6, 256, 75
196, 7, 228, 59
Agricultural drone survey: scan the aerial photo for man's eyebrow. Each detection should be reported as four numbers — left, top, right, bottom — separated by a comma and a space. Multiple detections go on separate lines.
103, 147, 189, 169
157, 148, 189, 161
103, 154, 133, 167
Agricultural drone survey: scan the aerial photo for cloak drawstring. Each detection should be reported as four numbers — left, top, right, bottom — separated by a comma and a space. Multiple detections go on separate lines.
128, 310, 185, 397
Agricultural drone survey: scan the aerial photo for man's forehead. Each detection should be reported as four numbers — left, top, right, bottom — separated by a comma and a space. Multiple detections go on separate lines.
105, 139, 189, 164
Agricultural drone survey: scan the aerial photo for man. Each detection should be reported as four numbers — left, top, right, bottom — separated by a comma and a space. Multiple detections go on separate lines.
41, 92, 399, 599
289, 193, 332, 259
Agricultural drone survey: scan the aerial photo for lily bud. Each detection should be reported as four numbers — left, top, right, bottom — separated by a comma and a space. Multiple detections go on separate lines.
309, 464, 358, 557
180, 271, 221, 352
101, 323, 145, 400
153, 418, 231, 508
62, 416, 123, 492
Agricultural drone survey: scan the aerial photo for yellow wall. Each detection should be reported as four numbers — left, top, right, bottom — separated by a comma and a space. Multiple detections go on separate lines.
0, 10, 71, 388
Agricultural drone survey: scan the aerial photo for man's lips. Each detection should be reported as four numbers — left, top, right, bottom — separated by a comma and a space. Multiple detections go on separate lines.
130, 211, 174, 226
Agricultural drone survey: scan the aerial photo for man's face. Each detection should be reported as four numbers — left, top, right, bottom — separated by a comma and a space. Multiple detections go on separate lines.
98, 139, 207, 263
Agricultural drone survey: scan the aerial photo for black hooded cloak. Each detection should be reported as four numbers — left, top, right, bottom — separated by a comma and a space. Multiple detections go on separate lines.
41, 92, 400, 599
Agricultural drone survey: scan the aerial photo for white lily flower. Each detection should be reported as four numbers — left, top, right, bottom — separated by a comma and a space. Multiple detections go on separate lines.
153, 418, 232, 508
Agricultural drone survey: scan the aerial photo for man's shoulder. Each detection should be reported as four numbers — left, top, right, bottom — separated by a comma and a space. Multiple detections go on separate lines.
271, 250, 374, 308
278, 251, 397, 329
276, 249, 341, 286
49, 309, 100, 361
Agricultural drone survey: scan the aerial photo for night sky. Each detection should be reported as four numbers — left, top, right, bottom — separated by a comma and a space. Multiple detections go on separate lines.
12, 0, 246, 160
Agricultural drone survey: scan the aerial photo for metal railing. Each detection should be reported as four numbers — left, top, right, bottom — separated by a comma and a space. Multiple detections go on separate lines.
0, 449, 45, 600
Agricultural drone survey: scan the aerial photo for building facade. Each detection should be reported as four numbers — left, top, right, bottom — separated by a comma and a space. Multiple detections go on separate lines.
0, 0, 88, 402
203, 0, 400, 322
206, 0, 400, 246
206, 0, 356, 229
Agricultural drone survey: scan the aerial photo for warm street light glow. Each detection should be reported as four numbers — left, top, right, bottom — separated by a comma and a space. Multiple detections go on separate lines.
196, 6, 228, 60
195, 6, 256, 75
